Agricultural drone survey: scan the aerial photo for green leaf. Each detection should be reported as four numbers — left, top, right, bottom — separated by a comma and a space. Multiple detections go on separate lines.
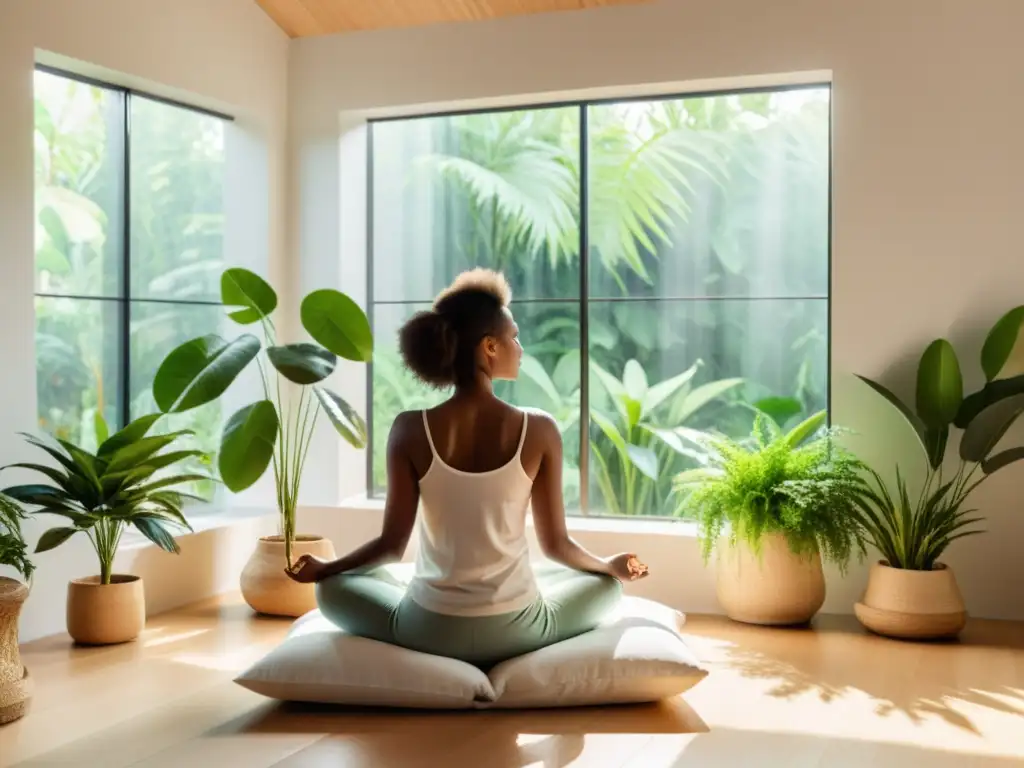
982, 447, 1024, 475
221, 268, 278, 325
266, 343, 337, 385
956, 374, 1024, 428
981, 306, 1024, 381
153, 334, 261, 413
219, 401, 279, 492
924, 426, 949, 470
131, 515, 181, 554
643, 362, 701, 414
626, 444, 658, 480
622, 360, 648, 404
314, 388, 367, 449
35, 526, 79, 553
300, 290, 373, 362
2, 484, 70, 507
517, 355, 562, 409
959, 394, 1024, 463
915, 339, 963, 427
590, 410, 630, 466
94, 412, 109, 445
854, 375, 930, 465
134, 450, 206, 474
125, 474, 212, 499
4, 463, 71, 489
672, 378, 744, 423
98, 414, 162, 458
106, 432, 191, 475
784, 410, 827, 448
753, 396, 802, 428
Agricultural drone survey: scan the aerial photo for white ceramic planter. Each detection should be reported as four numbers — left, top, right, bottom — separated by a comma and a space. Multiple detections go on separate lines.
240, 535, 336, 617
715, 532, 825, 625
855, 561, 966, 640
67, 575, 146, 645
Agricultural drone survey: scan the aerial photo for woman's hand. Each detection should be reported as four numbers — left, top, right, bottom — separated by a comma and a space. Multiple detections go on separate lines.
602, 553, 649, 582
285, 554, 332, 584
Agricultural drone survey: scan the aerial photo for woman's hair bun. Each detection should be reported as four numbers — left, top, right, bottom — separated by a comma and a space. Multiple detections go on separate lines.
398, 309, 457, 388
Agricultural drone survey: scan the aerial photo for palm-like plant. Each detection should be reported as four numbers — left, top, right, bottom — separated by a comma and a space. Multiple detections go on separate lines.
0, 494, 34, 584
2, 415, 206, 584
852, 466, 982, 571
675, 412, 866, 571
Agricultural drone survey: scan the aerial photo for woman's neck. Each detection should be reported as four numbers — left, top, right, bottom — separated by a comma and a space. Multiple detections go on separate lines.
452, 374, 495, 402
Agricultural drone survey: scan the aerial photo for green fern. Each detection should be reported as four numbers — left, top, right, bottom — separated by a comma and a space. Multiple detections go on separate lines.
0, 493, 34, 583
675, 413, 866, 571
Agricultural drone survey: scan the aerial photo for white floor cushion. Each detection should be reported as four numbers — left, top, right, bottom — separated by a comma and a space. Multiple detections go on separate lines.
234, 596, 707, 709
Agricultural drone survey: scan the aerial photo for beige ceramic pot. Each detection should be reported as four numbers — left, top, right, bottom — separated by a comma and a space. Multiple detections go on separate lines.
67, 575, 146, 645
240, 535, 336, 617
0, 576, 31, 724
716, 532, 826, 625
855, 561, 966, 640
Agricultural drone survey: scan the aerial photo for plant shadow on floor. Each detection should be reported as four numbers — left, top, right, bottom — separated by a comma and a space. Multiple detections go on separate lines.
220, 697, 707, 768
699, 614, 1024, 735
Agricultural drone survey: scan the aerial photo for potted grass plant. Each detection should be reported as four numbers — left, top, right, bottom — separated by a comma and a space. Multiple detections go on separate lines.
852, 306, 1024, 639
3, 415, 205, 645
674, 411, 866, 626
152, 268, 372, 617
0, 493, 34, 724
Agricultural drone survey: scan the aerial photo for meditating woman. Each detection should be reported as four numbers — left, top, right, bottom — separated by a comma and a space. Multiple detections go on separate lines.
286, 269, 648, 668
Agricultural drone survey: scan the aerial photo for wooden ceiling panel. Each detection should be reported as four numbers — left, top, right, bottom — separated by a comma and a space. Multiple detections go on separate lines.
256, 0, 650, 38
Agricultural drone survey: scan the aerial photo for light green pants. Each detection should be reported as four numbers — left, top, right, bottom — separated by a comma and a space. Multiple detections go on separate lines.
316, 562, 622, 669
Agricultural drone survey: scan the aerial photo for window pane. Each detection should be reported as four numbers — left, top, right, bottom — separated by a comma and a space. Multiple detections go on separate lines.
130, 97, 226, 301
371, 107, 581, 304
35, 296, 121, 449
34, 70, 124, 299
586, 298, 828, 518
129, 301, 223, 497
370, 301, 581, 504
586, 89, 830, 300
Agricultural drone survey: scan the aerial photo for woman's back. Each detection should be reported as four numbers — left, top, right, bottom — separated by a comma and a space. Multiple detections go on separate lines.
406, 403, 539, 617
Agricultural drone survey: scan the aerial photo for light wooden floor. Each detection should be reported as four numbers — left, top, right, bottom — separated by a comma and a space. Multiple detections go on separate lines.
3, 596, 1023, 767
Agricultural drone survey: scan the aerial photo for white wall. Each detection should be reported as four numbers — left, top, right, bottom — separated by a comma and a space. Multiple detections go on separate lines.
290, 0, 1024, 620
0, 0, 289, 641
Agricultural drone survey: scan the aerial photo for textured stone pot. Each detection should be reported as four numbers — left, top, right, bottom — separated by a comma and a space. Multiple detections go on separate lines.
67, 575, 146, 645
855, 561, 967, 640
240, 535, 336, 617
716, 533, 826, 625
0, 577, 31, 724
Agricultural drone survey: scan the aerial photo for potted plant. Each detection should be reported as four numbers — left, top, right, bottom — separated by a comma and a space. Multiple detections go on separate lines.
0, 493, 34, 724
674, 412, 866, 625
152, 268, 372, 617
852, 306, 1024, 639
3, 415, 205, 645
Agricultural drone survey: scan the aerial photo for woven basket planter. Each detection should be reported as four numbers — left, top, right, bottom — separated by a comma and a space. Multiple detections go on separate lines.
0, 576, 31, 725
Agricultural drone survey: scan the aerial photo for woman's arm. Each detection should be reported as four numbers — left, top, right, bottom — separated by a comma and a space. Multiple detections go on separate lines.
530, 414, 640, 578
288, 413, 420, 583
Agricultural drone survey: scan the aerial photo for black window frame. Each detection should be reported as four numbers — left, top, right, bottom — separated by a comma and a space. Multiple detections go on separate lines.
33, 65, 234, 432
364, 81, 833, 516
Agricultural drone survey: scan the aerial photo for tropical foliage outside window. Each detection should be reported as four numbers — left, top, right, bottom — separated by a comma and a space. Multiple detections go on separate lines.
369, 86, 831, 518
33, 69, 228, 495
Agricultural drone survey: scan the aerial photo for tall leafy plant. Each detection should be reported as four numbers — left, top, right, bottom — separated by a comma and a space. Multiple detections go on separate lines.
853, 306, 1024, 568
152, 268, 373, 565
674, 412, 865, 570
3, 415, 204, 584
589, 359, 743, 516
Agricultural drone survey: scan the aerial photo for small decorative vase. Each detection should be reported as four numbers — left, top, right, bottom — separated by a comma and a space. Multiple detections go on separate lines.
716, 532, 826, 626
66, 575, 146, 645
240, 535, 336, 617
855, 561, 966, 640
0, 577, 31, 725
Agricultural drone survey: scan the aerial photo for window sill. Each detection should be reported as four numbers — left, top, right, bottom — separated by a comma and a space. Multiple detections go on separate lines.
335, 494, 699, 538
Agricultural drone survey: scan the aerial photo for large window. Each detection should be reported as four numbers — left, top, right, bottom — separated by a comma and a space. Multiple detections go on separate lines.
368, 85, 830, 518
33, 68, 230, 489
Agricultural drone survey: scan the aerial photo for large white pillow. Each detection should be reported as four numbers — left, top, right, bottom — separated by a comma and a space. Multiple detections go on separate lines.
234, 597, 707, 709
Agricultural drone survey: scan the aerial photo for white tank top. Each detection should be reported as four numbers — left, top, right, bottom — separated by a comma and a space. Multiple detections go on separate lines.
407, 409, 539, 617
